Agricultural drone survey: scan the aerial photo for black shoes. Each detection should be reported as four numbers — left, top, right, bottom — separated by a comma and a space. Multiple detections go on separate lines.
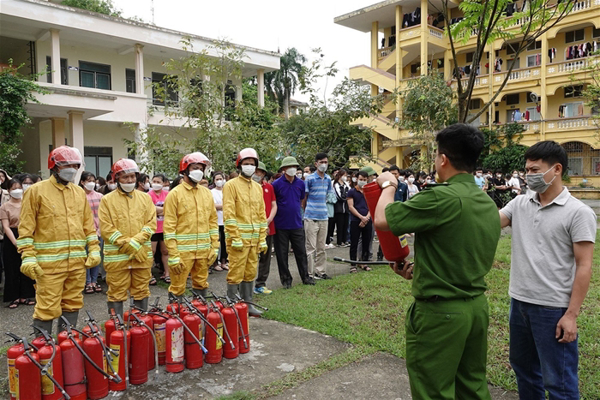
315, 273, 332, 280
303, 278, 316, 285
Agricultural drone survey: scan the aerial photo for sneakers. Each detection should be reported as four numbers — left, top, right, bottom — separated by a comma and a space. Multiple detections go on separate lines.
314, 273, 332, 280
254, 286, 273, 295
303, 278, 316, 285
325, 243, 336, 249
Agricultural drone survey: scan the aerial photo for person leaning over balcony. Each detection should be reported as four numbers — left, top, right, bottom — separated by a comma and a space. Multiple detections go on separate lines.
374, 123, 501, 400
499, 141, 595, 400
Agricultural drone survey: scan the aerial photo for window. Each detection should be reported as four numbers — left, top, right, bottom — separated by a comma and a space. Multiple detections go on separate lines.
565, 29, 584, 43
505, 93, 520, 105
526, 41, 541, 51
564, 85, 583, 98
46, 56, 68, 84
84, 147, 112, 178
525, 106, 541, 121
506, 42, 519, 55
559, 102, 584, 118
410, 64, 419, 74
568, 157, 583, 176
152, 72, 178, 106
507, 58, 520, 69
126, 69, 136, 93
79, 61, 111, 90
466, 52, 474, 63
436, 58, 444, 68
469, 99, 481, 109
594, 27, 600, 39
527, 54, 541, 67
506, 109, 520, 122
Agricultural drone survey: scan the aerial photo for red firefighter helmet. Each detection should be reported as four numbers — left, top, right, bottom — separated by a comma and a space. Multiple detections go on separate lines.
48, 146, 82, 170
235, 148, 259, 168
179, 152, 211, 173
111, 158, 140, 180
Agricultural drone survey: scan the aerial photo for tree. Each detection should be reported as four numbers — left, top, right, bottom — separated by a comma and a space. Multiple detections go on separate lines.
398, 72, 457, 170
61, 0, 122, 17
264, 48, 307, 120
432, 0, 575, 123
479, 123, 527, 172
0, 62, 44, 175
581, 51, 600, 134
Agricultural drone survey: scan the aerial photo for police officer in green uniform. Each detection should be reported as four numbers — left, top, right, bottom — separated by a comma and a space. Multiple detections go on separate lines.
374, 123, 501, 400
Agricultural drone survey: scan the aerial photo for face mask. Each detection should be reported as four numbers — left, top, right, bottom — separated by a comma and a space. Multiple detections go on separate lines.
252, 174, 263, 183
163, 187, 170, 192
357, 180, 367, 188
152, 183, 163, 192
215, 179, 224, 188
296, 172, 303, 179
341, 176, 347, 183
399, 176, 405, 182
352, 177, 357, 183
188, 169, 204, 182
286, 167, 297, 177
241, 165, 256, 177
425, 179, 431, 184
496, 174, 502, 178
95, 183, 101, 190
317, 163, 328, 173
526, 165, 558, 194
84, 182, 96, 191
519, 173, 524, 177
408, 177, 415, 184
108, 183, 117, 191
512, 174, 518, 179
58, 167, 77, 183
120, 182, 136, 193
9, 189, 23, 199
476, 173, 483, 178
144, 182, 150, 190
22, 184, 32, 191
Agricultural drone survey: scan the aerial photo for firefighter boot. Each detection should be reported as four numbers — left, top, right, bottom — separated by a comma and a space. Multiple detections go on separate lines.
107, 301, 124, 318
134, 298, 149, 312
192, 288, 208, 299
59, 311, 79, 332
168, 291, 182, 304
226, 283, 239, 301
240, 281, 263, 317
33, 319, 54, 337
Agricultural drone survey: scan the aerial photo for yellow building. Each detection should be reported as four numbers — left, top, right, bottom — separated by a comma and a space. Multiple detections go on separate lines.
335, 0, 600, 184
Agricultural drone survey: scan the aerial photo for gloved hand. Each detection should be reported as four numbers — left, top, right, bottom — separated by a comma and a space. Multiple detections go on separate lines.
85, 254, 101, 269
133, 248, 148, 263
208, 249, 218, 266
120, 238, 141, 256
230, 240, 244, 252
170, 262, 184, 275
259, 242, 269, 255
21, 262, 45, 280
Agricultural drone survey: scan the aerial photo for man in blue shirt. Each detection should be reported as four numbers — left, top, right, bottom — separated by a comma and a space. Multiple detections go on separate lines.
303, 152, 334, 280
272, 157, 315, 288
474, 167, 485, 190
389, 165, 409, 202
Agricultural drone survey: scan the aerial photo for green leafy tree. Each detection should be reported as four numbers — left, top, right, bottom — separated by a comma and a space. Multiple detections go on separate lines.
61, 0, 122, 17
479, 123, 527, 172
264, 48, 307, 120
0, 61, 45, 174
433, 0, 575, 122
581, 51, 600, 135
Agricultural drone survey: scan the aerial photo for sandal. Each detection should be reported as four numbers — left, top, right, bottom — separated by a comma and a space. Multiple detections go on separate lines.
162, 276, 171, 284
350, 267, 358, 273
24, 298, 36, 305
149, 277, 157, 286
94, 283, 102, 293
214, 265, 223, 271
221, 263, 229, 271
8, 300, 19, 309
360, 265, 372, 272
84, 284, 95, 294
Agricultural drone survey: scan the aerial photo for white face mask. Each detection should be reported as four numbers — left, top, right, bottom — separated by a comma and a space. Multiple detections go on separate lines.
163, 187, 170, 192
108, 183, 117, 191
286, 167, 297, 177
215, 179, 225, 188
152, 183, 163, 192
357, 180, 367, 188
296, 172, 303, 179
352, 177, 357, 183
241, 165, 256, 177
9, 189, 23, 199
408, 177, 415, 184
512, 174, 518, 179
476, 173, 483, 178
317, 163, 328, 173
252, 174, 263, 183
22, 184, 32, 191
58, 167, 77, 183
84, 182, 96, 191
303, 172, 310, 178
399, 176, 405, 182
341, 176, 347, 182
144, 182, 150, 190
188, 169, 204, 183
95, 183, 101, 190
120, 182, 136, 193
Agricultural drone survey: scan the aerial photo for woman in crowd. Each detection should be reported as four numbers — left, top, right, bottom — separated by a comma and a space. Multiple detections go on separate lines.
507, 170, 522, 197
20, 174, 34, 192
1, 178, 35, 308
99, 172, 117, 195
347, 171, 373, 273
211, 172, 229, 271
333, 169, 350, 247
406, 172, 419, 199
149, 174, 169, 284
137, 173, 150, 192
80, 172, 104, 293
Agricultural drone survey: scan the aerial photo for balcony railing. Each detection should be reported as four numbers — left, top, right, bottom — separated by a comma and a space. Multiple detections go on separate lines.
378, 46, 394, 60
546, 116, 595, 130
450, 75, 489, 90
547, 58, 595, 75
429, 27, 444, 39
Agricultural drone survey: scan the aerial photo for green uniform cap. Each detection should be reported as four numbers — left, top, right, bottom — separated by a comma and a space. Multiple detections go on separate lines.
360, 166, 377, 176
257, 161, 267, 172
280, 156, 300, 171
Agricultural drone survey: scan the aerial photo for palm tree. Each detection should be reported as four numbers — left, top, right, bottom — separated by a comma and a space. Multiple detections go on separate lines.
265, 48, 307, 120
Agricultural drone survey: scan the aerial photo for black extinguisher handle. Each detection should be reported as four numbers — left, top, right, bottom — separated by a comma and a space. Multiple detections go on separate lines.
211, 301, 235, 350
6, 332, 23, 343
31, 326, 56, 374
23, 337, 72, 400
183, 298, 225, 345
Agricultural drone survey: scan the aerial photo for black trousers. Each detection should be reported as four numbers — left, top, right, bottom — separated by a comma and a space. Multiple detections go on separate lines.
3, 228, 35, 303
256, 235, 273, 288
334, 212, 349, 245
274, 228, 309, 285
218, 225, 228, 263
326, 217, 335, 244
350, 220, 373, 267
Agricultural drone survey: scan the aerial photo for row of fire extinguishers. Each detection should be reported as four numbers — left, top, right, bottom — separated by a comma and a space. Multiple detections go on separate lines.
6, 292, 267, 400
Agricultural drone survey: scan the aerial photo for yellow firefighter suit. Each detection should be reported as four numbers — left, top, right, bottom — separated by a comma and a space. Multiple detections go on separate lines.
98, 189, 156, 302
17, 175, 101, 321
223, 175, 267, 285
163, 180, 219, 296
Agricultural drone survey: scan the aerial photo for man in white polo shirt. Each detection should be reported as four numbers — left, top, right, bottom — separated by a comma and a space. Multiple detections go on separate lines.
499, 141, 595, 399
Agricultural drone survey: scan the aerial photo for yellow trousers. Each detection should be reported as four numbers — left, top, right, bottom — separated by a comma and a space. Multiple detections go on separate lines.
226, 246, 258, 285
106, 267, 151, 302
33, 267, 86, 321
168, 258, 209, 296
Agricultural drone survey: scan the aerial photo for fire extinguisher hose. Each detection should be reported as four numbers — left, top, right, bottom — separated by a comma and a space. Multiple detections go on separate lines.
182, 298, 226, 345
115, 314, 129, 389
85, 322, 118, 377
129, 312, 160, 378
211, 301, 236, 350
234, 294, 269, 311
333, 257, 397, 265
225, 296, 249, 350
169, 311, 208, 354
21, 337, 71, 400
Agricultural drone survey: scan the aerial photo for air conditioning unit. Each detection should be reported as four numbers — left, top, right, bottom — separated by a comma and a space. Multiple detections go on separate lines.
529, 92, 539, 103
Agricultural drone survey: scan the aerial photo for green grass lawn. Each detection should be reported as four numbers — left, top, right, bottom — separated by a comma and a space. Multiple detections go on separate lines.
257, 233, 600, 400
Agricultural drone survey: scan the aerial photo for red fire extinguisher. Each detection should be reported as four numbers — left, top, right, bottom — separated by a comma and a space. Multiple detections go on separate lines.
32, 327, 66, 400
6, 333, 25, 400
226, 296, 249, 354
59, 317, 87, 400
233, 296, 250, 354
128, 323, 149, 384
204, 303, 225, 364
82, 323, 109, 400
191, 296, 208, 319
183, 312, 203, 369
165, 312, 185, 373
109, 314, 130, 392
57, 329, 79, 345
15, 339, 42, 400
222, 304, 239, 360
129, 312, 159, 380
363, 182, 410, 263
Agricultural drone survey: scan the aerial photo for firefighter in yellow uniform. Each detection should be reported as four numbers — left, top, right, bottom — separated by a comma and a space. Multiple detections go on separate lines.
99, 159, 156, 317
18, 146, 101, 334
223, 148, 268, 316
163, 152, 219, 300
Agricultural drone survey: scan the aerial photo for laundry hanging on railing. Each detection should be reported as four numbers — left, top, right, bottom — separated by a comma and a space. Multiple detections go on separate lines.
565, 42, 596, 60
548, 48, 557, 62
402, 7, 421, 28
494, 58, 503, 72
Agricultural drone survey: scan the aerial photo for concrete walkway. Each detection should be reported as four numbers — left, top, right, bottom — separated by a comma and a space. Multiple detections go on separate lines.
0, 245, 518, 399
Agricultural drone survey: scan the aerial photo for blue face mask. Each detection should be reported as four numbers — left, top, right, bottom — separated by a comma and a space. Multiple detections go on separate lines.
526, 164, 557, 194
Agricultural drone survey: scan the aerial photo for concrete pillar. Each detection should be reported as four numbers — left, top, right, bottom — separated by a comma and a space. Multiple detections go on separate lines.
135, 44, 144, 95
51, 117, 66, 148
257, 69, 265, 108
395, 5, 403, 118
50, 29, 61, 84
134, 122, 150, 172
420, 0, 428, 76
444, 49, 451, 81
68, 111, 84, 156
540, 33, 548, 140
371, 21, 379, 68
